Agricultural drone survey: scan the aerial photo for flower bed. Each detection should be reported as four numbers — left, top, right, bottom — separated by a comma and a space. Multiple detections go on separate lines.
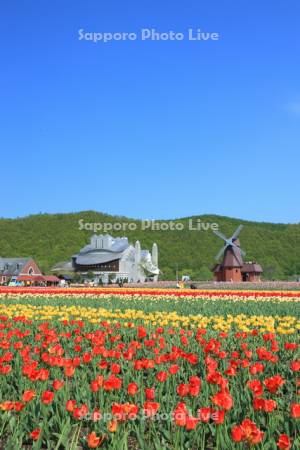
0, 291, 299, 448
1, 286, 300, 298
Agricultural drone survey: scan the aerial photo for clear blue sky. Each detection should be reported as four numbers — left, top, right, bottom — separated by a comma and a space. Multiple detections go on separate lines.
1, 0, 299, 223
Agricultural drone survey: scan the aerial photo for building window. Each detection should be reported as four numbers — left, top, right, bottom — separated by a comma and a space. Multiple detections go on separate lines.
28, 267, 34, 275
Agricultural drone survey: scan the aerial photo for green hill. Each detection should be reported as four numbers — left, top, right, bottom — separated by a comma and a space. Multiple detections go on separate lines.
0, 211, 299, 280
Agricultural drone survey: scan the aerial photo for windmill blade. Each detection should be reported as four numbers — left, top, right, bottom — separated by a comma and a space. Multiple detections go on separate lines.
231, 224, 243, 240
213, 230, 228, 242
215, 245, 227, 261
232, 242, 246, 257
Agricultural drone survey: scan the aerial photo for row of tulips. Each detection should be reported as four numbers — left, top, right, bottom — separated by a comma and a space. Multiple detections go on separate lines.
1, 286, 300, 299
0, 300, 299, 334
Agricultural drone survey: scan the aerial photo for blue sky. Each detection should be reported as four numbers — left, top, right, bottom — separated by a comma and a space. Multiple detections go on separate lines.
1, 0, 299, 223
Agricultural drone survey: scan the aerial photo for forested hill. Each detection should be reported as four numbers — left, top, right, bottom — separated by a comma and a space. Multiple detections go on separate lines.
0, 211, 299, 280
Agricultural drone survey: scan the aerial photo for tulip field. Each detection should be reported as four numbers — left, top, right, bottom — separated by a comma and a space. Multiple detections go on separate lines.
0, 288, 299, 449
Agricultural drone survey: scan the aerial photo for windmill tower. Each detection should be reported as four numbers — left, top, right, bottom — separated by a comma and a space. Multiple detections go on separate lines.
212, 225, 246, 282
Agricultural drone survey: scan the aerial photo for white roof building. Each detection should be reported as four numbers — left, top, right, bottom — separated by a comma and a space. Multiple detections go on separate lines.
52, 234, 159, 283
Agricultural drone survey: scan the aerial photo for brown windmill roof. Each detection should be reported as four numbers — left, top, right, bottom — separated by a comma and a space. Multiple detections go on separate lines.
242, 263, 263, 273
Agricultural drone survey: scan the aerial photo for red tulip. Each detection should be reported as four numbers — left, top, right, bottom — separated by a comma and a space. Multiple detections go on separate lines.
249, 362, 265, 375
185, 416, 198, 430
66, 399, 77, 412
284, 342, 298, 351
264, 375, 285, 394
73, 404, 88, 420
111, 363, 121, 374
64, 366, 75, 377
231, 425, 244, 442
290, 360, 300, 372
143, 401, 160, 417
82, 352, 92, 364
30, 428, 41, 441
156, 371, 168, 382
41, 390, 54, 405
277, 434, 292, 450
177, 383, 189, 397
127, 382, 138, 396
212, 409, 225, 424
22, 390, 36, 402
211, 390, 233, 411
87, 431, 105, 448
231, 419, 264, 445
253, 398, 277, 412
52, 380, 64, 391
103, 375, 122, 391
173, 402, 188, 427
290, 403, 300, 418
198, 407, 212, 423
90, 380, 100, 393
91, 408, 102, 422
169, 364, 180, 374
14, 401, 25, 411
112, 403, 138, 421
188, 384, 200, 396
247, 379, 264, 397
145, 388, 155, 400
108, 419, 118, 432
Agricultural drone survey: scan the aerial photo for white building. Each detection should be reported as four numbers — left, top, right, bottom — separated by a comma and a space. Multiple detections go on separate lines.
52, 234, 159, 283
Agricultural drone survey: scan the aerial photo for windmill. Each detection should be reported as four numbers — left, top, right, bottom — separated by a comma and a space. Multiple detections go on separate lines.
214, 225, 246, 261
212, 225, 246, 282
